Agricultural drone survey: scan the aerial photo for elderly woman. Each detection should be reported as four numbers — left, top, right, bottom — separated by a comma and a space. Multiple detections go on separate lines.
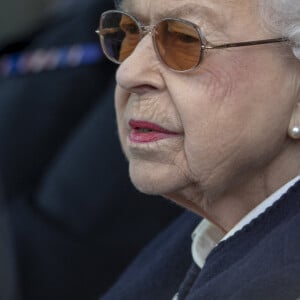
97, 0, 300, 299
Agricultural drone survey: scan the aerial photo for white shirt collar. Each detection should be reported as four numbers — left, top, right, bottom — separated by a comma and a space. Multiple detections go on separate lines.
191, 175, 300, 269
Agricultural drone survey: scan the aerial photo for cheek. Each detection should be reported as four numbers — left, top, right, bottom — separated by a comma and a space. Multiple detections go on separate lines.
167, 54, 293, 190
163, 67, 239, 186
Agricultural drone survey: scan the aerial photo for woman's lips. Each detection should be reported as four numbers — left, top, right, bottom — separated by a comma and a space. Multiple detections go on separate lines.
128, 120, 178, 143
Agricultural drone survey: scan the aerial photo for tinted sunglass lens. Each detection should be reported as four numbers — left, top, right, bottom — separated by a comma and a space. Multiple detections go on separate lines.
155, 20, 201, 71
100, 12, 140, 63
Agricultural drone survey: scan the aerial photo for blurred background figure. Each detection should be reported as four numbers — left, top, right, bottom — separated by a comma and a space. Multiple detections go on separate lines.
0, 0, 182, 299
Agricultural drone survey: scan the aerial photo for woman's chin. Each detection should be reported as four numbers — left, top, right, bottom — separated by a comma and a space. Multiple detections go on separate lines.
128, 159, 189, 196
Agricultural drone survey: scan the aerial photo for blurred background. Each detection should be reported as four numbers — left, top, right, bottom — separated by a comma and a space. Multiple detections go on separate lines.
0, 0, 182, 300
0, 0, 57, 46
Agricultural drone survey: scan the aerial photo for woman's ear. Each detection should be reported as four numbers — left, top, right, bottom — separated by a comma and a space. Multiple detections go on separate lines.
288, 102, 300, 139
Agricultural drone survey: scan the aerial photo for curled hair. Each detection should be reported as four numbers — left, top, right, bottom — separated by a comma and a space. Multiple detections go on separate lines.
259, 0, 300, 59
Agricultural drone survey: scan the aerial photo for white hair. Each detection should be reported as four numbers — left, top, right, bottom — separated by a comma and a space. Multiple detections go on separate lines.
259, 0, 300, 59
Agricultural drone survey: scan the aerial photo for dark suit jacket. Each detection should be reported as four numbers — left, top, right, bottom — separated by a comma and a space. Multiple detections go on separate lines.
102, 181, 300, 300
0, 0, 182, 299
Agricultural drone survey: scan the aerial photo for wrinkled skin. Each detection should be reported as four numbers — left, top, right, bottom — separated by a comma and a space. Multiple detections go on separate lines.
115, 0, 300, 231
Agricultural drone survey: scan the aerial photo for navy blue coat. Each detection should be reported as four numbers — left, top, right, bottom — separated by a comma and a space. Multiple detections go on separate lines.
102, 180, 300, 300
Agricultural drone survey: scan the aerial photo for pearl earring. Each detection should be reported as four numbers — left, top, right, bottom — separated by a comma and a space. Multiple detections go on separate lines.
288, 103, 300, 139
288, 126, 300, 139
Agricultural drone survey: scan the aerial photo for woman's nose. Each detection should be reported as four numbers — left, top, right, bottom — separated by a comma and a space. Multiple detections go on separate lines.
116, 34, 164, 94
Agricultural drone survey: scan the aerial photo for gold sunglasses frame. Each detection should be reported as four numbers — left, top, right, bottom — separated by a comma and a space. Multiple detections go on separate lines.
96, 10, 288, 72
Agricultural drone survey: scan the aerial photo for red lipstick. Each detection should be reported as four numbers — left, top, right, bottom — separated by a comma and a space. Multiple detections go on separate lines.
129, 120, 178, 143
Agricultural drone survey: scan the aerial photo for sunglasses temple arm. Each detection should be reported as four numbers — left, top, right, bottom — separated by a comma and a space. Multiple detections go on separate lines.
204, 38, 289, 50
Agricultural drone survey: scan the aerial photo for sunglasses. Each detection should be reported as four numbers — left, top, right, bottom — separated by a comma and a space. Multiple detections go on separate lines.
97, 10, 288, 72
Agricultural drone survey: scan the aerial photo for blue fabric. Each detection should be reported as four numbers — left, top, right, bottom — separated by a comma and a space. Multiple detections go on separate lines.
102, 181, 300, 300
102, 212, 201, 300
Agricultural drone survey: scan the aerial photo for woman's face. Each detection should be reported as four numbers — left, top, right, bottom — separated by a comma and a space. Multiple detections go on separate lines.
115, 0, 300, 212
